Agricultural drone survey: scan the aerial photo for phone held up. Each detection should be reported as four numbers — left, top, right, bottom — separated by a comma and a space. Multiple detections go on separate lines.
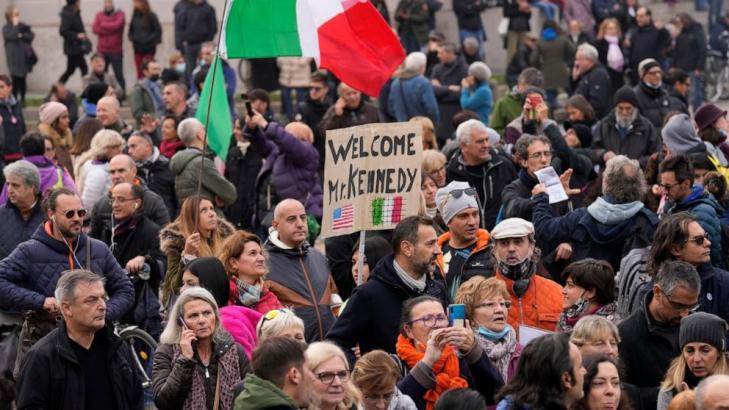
448, 304, 466, 328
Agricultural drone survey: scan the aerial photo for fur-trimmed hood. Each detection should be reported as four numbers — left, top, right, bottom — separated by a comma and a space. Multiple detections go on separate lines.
160, 218, 236, 255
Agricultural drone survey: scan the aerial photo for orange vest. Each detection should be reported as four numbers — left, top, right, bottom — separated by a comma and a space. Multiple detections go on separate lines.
496, 271, 563, 332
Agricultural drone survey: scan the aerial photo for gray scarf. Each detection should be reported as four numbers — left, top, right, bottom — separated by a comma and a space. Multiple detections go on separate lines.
393, 259, 426, 292
476, 326, 518, 382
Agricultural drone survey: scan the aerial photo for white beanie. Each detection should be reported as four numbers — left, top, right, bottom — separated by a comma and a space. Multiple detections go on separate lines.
436, 181, 479, 224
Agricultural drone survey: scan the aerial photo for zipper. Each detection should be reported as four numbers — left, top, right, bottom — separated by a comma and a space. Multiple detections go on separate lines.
299, 255, 325, 340
204, 365, 210, 379
518, 298, 524, 325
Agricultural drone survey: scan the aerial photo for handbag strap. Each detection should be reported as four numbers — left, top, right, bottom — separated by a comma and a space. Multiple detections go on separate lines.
213, 367, 222, 410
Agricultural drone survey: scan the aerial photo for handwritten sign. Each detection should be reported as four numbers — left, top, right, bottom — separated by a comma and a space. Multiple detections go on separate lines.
321, 123, 423, 238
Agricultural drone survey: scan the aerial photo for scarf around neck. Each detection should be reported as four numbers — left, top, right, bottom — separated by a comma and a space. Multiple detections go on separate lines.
476, 325, 518, 382
396, 334, 468, 410
605, 35, 624, 72
233, 276, 262, 307
393, 259, 426, 292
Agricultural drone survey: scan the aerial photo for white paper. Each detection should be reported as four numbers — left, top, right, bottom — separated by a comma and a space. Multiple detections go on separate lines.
518, 324, 552, 345
535, 166, 568, 204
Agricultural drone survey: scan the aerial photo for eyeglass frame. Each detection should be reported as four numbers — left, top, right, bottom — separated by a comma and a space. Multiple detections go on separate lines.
109, 196, 137, 206
60, 208, 87, 219
681, 234, 710, 247
527, 150, 554, 160
406, 314, 448, 328
315, 370, 350, 385
661, 290, 701, 313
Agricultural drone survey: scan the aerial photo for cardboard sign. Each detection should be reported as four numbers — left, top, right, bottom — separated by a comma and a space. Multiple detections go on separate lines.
321, 122, 423, 238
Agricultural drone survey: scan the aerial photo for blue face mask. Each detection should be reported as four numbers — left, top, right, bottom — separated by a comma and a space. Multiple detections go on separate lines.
176, 62, 186, 73
478, 325, 511, 341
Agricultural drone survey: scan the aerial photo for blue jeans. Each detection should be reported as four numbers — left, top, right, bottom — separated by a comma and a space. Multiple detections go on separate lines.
697, 0, 708, 10
690, 71, 704, 111
533, 1, 558, 20
281, 86, 309, 121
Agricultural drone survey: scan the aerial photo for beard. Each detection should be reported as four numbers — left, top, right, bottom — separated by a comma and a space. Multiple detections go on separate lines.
616, 108, 638, 129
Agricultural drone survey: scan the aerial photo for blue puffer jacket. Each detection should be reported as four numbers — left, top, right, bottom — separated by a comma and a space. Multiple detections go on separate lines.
668, 186, 724, 268
0, 222, 134, 320
0, 201, 45, 260
460, 81, 493, 125
246, 122, 323, 219
388, 71, 440, 125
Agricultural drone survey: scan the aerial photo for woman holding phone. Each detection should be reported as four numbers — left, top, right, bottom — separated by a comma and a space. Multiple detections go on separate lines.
395, 295, 504, 409
152, 287, 250, 410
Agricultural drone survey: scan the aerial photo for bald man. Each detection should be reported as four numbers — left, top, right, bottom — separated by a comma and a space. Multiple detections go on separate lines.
264, 199, 338, 342
89, 154, 170, 245
697, 375, 729, 410
320, 82, 380, 134
96, 96, 133, 138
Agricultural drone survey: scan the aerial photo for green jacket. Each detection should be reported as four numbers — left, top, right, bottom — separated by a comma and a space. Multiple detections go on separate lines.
129, 82, 157, 125
395, 0, 430, 45
234, 374, 299, 410
169, 147, 237, 210
490, 91, 522, 136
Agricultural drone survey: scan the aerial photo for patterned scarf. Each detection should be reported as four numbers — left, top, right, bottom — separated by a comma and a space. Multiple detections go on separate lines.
396, 334, 468, 410
233, 277, 262, 307
171, 336, 241, 410
476, 326, 518, 382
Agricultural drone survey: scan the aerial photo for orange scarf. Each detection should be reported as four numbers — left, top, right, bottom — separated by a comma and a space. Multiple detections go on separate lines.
396, 334, 469, 410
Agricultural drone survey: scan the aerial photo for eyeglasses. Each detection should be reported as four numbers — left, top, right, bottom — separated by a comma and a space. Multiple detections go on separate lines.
448, 187, 477, 199
316, 370, 350, 384
363, 391, 396, 403
109, 197, 134, 205
528, 151, 553, 160
658, 182, 677, 190
663, 292, 701, 313
475, 300, 512, 310
407, 314, 448, 328
60, 208, 87, 219
647, 69, 663, 76
683, 234, 710, 246
310, 86, 324, 92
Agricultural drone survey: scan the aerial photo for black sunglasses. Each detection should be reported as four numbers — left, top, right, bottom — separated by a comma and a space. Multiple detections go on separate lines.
684, 234, 710, 246
61, 208, 87, 219
449, 187, 477, 199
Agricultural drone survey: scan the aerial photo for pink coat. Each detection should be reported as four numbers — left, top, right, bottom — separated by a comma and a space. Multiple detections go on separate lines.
92, 10, 125, 54
219, 306, 262, 360
228, 279, 284, 315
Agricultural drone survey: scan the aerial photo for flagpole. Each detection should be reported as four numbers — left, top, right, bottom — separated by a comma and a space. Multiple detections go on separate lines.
194, 0, 231, 231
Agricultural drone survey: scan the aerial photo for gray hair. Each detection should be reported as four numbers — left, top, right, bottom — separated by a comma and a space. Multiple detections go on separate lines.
54, 269, 106, 305
468, 62, 492, 82
463, 37, 479, 49
655, 260, 701, 295
404, 52, 427, 72
456, 119, 488, 144
160, 287, 222, 344
577, 43, 599, 62
256, 309, 305, 344
177, 118, 204, 146
3, 160, 40, 192
697, 375, 729, 410
602, 155, 647, 203
514, 134, 551, 162
517, 68, 544, 88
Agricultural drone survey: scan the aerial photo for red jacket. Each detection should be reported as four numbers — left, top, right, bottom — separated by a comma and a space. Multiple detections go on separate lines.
92, 10, 125, 54
496, 271, 563, 332
228, 279, 284, 315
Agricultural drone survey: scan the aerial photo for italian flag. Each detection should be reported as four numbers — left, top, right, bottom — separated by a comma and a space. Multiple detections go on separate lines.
220, 0, 405, 96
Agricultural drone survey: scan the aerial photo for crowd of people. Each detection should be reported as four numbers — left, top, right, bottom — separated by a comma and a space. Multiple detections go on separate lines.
5, 0, 729, 409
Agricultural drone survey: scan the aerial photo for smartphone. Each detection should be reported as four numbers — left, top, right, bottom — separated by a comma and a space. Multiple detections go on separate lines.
448, 304, 466, 328
241, 92, 255, 117
178, 315, 189, 330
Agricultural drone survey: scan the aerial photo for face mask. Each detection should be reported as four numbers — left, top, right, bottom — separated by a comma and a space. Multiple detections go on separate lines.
176, 63, 186, 73
148, 74, 160, 82
644, 81, 661, 90
478, 325, 511, 341
198, 59, 207, 67
565, 293, 590, 317
720, 129, 728, 138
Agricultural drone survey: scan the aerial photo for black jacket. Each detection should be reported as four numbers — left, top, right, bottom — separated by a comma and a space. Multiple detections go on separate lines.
89, 187, 170, 246
224, 136, 263, 230
446, 151, 518, 231
179, 1, 217, 46
431, 57, 469, 141
326, 254, 449, 365
59, 5, 85, 56
16, 322, 143, 410
618, 290, 680, 410
591, 108, 660, 167
633, 82, 685, 129
0, 200, 44, 260
574, 63, 613, 119
137, 154, 178, 219
503, 0, 531, 32
453, 0, 488, 31
626, 24, 671, 84
128, 10, 162, 54
296, 96, 331, 170
673, 22, 707, 72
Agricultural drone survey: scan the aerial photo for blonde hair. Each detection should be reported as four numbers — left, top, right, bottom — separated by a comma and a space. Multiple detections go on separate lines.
422, 149, 446, 175
177, 195, 224, 257
306, 342, 362, 410
661, 350, 729, 392
160, 287, 221, 344
168, 51, 183, 68
597, 18, 623, 40
352, 350, 402, 394
668, 390, 696, 410
410, 117, 438, 150
455, 276, 511, 322
570, 316, 621, 347
74, 129, 124, 192
256, 309, 305, 343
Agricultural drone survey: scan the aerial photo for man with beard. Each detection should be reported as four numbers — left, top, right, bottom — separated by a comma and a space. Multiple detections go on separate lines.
490, 218, 563, 331
619, 260, 700, 410
633, 59, 686, 129
327, 216, 448, 364
592, 85, 660, 168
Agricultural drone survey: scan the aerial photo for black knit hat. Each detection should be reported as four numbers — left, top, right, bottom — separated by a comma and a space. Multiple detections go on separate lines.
614, 85, 639, 108
679, 312, 727, 351
81, 83, 110, 105
565, 122, 593, 148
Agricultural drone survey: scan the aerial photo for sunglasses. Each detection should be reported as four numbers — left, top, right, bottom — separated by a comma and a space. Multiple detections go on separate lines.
683, 234, 710, 246
449, 187, 477, 199
60, 208, 87, 219
258, 308, 294, 336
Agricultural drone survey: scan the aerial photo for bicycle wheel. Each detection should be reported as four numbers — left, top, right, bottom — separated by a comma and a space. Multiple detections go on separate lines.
119, 326, 157, 390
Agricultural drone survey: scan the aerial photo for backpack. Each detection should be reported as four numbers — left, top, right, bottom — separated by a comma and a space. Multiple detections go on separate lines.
616, 247, 651, 318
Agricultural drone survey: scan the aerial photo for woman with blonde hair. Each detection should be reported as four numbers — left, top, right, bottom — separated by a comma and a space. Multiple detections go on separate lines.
217, 230, 282, 314
152, 287, 249, 410
410, 116, 438, 150
657, 313, 729, 410
75, 129, 124, 208
160, 195, 235, 308
455, 276, 522, 383
352, 350, 417, 410
256, 308, 306, 344
422, 149, 447, 187
593, 18, 626, 92
306, 341, 363, 410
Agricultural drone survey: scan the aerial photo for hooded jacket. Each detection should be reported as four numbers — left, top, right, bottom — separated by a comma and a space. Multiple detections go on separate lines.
673, 22, 707, 72
0, 222, 134, 320
389, 68, 440, 125
0, 155, 76, 204
666, 185, 725, 268
0, 200, 44, 260
326, 254, 449, 364
264, 233, 337, 342
490, 91, 522, 136
532, 194, 659, 273
446, 150, 518, 231
435, 229, 492, 299
234, 374, 299, 410
59, 5, 85, 56
633, 82, 683, 129
591, 108, 660, 167
15, 322, 143, 410
297, 96, 331, 170
169, 147, 237, 211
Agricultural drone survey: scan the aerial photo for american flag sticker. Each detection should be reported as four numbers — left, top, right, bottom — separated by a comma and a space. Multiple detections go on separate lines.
332, 204, 354, 230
